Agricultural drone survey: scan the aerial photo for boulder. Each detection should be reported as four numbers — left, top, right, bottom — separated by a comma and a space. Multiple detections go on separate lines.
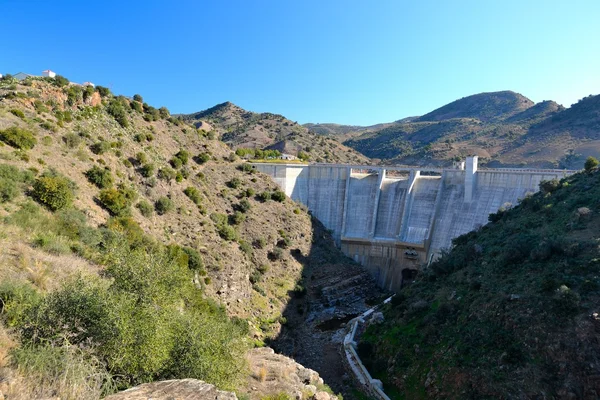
103, 379, 237, 400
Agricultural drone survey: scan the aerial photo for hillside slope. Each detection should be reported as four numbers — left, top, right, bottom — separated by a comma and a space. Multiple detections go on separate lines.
360, 166, 600, 399
417, 91, 534, 122
183, 102, 370, 164
0, 76, 371, 399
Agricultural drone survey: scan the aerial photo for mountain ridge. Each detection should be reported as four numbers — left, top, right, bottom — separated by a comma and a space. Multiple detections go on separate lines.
182, 102, 370, 164
305, 90, 599, 169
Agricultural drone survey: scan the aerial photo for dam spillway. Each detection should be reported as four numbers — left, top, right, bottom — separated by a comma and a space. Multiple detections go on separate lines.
255, 157, 575, 291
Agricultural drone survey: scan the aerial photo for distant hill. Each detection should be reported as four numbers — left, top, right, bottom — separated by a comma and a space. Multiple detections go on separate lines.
183, 102, 370, 164
332, 91, 600, 169
529, 94, 600, 139
506, 100, 564, 123
417, 91, 534, 122
303, 122, 396, 142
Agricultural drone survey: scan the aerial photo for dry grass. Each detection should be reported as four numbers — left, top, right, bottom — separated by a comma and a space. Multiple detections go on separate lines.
1, 344, 111, 400
0, 324, 16, 368
0, 236, 98, 293
258, 365, 268, 382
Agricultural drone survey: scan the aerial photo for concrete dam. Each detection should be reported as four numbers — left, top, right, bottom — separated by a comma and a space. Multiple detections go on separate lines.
255, 157, 574, 291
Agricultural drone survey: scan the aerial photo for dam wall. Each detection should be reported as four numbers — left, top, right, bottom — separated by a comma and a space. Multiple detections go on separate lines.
255, 158, 575, 291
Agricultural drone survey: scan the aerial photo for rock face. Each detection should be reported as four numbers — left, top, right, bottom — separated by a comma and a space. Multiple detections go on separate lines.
104, 379, 237, 400
244, 347, 338, 400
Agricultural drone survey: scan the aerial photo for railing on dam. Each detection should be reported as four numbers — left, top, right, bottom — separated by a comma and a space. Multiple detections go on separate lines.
254, 158, 577, 291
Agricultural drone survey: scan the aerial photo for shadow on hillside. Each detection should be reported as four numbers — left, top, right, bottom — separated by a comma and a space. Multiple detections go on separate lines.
266, 215, 387, 398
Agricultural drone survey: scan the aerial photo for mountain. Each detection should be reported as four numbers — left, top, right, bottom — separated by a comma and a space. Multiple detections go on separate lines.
359, 166, 600, 398
182, 102, 370, 164
303, 122, 396, 142
417, 90, 534, 122
338, 91, 600, 169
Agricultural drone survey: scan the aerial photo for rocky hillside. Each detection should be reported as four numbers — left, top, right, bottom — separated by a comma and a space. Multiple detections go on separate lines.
313, 91, 600, 169
359, 165, 600, 398
0, 75, 370, 399
417, 91, 534, 122
182, 102, 370, 164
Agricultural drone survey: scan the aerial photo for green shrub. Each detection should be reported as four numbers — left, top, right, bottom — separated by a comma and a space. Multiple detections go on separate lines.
143, 104, 160, 121
239, 240, 252, 256
272, 190, 286, 202
182, 247, 204, 271
540, 178, 560, 194
140, 163, 156, 178
229, 211, 246, 225
135, 200, 152, 217
155, 196, 174, 215
65, 85, 83, 106
41, 136, 52, 146
158, 106, 170, 119
135, 152, 148, 164
297, 151, 310, 161
236, 199, 251, 213
585, 156, 599, 172
10, 109, 25, 119
106, 98, 129, 128
249, 270, 262, 284
227, 177, 242, 189
85, 166, 114, 188
253, 238, 267, 249
0, 280, 41, 327
98, 187, 135, 216
0, 178, 19, 202
268, 248, 284, 261
196, 153, 211, 164
0, 126, 37, 149
170, 157, 183, 169
237, 163, 254, 173
158, 167, 177, 182
133, 94, 143, 102
258, 191, 271, 202
31, 174, 75, 211
217, 224, 238, 241
53, 75, 69, 87
174, 150, 190, 165
211, 213, 238, 241
40, 121, 58, 132
83, 84, 95, 101
131, 101, 143, 113
96, 86, 111, 97
33, 100, 48, 113
62, 133, 82, 148
90, 141, 111, 155
184, 186, 202, 205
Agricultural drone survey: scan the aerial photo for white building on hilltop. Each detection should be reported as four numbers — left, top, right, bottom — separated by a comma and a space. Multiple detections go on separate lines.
42, 69, 56, 78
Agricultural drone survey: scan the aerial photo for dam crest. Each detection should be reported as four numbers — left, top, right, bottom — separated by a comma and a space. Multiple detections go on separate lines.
255, 157, 574, 291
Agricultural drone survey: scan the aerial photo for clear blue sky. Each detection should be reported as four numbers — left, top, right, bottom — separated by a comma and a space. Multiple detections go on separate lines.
2, 0, 599, 125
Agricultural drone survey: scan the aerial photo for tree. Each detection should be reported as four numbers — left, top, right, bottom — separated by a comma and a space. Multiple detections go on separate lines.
584, 156, 599, 172
133, 94, 143, 102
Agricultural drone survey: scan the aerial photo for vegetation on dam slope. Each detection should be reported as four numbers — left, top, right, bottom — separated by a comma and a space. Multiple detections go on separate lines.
360, 162, 600, 398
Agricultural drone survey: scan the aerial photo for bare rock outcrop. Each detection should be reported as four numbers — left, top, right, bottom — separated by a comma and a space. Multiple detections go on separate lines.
244, 347, 338, 400
104, 379, 237, 400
